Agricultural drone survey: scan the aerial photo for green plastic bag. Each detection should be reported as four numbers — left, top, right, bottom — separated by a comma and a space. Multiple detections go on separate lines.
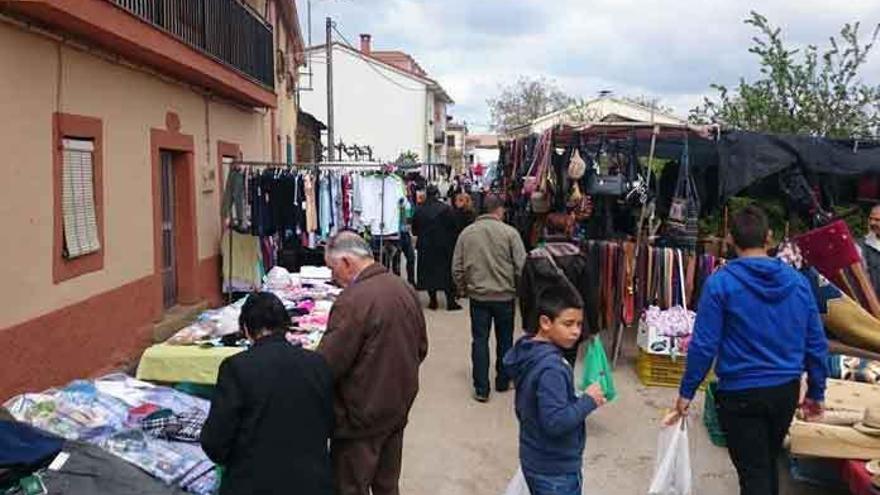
579, 336, 617, 401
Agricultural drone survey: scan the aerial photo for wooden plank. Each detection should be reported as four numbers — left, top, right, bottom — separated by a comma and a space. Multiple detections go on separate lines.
789, 420, 880, 460
828, 340, 880, 361
825, 379, 880, 411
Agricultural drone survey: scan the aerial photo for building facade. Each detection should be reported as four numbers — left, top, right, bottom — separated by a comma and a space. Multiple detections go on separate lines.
299, 35, 453, 163
0, 0, 303, 399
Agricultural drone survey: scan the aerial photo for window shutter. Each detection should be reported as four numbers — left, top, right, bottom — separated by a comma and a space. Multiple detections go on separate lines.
62, 138, 100, 258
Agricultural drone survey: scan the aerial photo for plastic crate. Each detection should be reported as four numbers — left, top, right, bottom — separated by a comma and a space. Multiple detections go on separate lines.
635, 348, 712, 390
703, 382, 726, 447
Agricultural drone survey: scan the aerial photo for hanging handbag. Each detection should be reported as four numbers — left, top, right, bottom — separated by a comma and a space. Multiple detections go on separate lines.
586, 140, 627, 196
665, 134, 700, 250
568, 147, 587, 180
522, 130, 552, 197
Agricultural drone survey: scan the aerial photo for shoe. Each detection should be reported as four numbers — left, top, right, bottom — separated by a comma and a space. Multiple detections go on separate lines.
428, 299, 438, 310
495, 382, 511, 393
447, 301, 463, 311
473, 391, 489, 403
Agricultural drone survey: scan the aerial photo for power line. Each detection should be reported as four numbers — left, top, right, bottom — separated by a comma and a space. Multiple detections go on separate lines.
330, 24, 426, 92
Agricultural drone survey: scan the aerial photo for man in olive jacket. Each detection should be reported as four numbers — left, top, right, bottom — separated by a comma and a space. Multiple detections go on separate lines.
319, 231, 429, 495
452, 194, 527, 402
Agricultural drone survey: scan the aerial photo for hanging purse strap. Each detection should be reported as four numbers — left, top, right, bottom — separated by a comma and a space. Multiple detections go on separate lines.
535, 247, 581, 298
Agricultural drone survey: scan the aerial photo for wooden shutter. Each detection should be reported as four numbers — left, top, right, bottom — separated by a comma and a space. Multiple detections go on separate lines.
62, 138, 101, 258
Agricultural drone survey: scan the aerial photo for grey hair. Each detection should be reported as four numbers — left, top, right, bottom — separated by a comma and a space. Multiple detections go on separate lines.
326, 231, 373, 260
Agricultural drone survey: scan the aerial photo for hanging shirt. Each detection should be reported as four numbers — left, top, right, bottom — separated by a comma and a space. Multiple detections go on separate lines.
304, 175, 317, 233
358, 175, 405, 236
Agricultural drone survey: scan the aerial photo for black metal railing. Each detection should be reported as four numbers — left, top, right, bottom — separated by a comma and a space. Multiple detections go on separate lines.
110, 0, 274, 89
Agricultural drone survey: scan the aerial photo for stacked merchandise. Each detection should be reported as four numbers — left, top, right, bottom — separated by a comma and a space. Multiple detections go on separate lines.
168, 266, 340, 351
4, 374, 217, 494
222, 166, 407, 292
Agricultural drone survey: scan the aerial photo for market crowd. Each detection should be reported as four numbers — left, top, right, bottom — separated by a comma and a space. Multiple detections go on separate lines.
200, 180, 832, 495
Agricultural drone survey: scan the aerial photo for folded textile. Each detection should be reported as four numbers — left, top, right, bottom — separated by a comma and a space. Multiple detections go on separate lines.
141, 409, 206, 443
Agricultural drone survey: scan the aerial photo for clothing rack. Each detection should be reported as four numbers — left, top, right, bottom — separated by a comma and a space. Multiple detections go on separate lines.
222, 162, 395, 301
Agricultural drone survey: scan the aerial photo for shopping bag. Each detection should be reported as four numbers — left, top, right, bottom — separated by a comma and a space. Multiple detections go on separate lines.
502, 467, 530, 495
579, 336, 617, 401
648, 418, 692, 495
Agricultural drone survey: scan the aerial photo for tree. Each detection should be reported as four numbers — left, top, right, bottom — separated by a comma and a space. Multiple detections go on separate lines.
487, 77, 576, 133
691, 11, 880, 138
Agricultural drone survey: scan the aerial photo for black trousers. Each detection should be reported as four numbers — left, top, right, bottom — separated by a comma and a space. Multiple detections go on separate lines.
716, 379, 800, 495
469, 299, 514, 395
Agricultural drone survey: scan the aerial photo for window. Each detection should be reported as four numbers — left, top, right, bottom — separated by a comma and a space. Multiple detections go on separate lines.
53, 113, 103, 283
61, 138, 100, 258
446, 135, 455, 147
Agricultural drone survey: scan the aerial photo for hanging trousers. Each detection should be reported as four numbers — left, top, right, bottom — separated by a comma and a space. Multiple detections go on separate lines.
716, 379, 800, 495
331, 427, 405, 495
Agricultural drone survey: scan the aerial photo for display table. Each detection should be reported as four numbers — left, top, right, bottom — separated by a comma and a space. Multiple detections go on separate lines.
136, 344, 243, 385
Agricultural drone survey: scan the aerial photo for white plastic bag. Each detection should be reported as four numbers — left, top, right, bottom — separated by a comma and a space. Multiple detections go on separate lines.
648, 418, 692, 495
503, 467, 531, 495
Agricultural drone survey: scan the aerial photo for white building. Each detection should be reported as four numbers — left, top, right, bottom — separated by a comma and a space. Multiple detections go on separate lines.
507, 96, 686, 138
300, 35, 453, 163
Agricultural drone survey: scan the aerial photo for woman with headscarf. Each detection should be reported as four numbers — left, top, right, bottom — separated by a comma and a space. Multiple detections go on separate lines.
412, 185, 461, 310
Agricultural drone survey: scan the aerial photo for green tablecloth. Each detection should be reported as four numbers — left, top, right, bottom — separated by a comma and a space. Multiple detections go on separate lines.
136, 344, 243, 385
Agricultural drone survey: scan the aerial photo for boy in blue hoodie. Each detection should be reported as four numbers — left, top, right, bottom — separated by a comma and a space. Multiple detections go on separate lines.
669, 206, 828, 495
504, 286, 606, 495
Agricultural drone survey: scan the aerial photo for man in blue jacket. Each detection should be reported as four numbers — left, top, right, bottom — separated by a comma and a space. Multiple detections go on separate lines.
669, 205, 827, 495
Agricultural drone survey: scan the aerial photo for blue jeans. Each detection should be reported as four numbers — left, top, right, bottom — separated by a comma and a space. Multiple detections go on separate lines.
470, 299, 514, 395
523, 470, 582, 495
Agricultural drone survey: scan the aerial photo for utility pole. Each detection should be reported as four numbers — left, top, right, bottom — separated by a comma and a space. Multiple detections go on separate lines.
325, 17, 334, 161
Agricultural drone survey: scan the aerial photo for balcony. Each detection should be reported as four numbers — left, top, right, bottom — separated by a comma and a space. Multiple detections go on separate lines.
5, 0, 277, 107
109, 0, 273, 89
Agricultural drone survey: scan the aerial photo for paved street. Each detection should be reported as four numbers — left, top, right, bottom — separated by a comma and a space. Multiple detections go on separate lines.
400, 297, 838, 495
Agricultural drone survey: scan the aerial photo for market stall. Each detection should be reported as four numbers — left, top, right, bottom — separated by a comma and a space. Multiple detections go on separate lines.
500, 122, 880, 493
137, 265, 339, 385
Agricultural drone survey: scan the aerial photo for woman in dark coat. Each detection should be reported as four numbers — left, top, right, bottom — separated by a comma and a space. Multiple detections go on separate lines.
412, 186, 461, 310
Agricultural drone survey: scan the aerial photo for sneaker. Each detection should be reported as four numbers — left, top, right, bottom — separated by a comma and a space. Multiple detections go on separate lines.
473, 391, 489, 403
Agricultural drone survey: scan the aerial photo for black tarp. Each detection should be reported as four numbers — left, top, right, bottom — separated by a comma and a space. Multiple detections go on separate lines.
717, 131, 880, 200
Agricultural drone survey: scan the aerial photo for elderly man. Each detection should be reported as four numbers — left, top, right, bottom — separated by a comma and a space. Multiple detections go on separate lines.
318, 231, 428, 495
861, 204, 880, 299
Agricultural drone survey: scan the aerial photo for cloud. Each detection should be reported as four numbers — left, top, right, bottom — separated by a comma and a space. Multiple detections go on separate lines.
304, 0, 880, 131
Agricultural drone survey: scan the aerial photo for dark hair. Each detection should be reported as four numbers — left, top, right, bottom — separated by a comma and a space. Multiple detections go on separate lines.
536, 285, 584, 322
545, 212, 572, 236
731, 205, 770, 249
483, 193, 505, 214
239, 292, 289, 335
426, 184, 440, 199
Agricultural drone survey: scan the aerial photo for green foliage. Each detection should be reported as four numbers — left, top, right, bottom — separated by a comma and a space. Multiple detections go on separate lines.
691, 11, 880, 139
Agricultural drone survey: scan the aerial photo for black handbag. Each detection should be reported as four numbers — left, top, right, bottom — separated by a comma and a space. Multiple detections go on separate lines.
586, 139, 627, 196
665, 135, 700, 250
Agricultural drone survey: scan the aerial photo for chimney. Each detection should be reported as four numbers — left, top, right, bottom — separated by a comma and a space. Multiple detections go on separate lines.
360, 34, 372, 55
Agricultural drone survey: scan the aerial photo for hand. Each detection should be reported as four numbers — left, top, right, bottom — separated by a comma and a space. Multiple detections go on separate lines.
663, 397, 691, 426
585, 383, 607, 407
800, 398, 825, 422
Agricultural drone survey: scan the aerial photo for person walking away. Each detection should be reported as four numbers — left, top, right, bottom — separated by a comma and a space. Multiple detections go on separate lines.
413, 185, 461, 310
860, 204, 880, 300
319, 232, 429, 495
504, 286, 607, 495
200, 292, 334, 495
453, 193, 527, 402
667, 206, 828, 495
519, 212, 598, 367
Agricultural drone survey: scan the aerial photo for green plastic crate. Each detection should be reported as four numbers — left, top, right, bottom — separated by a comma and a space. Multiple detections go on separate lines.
703, 381, 727, 447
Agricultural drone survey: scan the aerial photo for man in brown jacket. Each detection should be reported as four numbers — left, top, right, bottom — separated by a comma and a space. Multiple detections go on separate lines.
319, 231, 429, 495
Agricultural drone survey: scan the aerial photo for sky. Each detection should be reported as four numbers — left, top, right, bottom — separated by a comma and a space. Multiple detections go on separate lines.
300, 0, 880, 132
